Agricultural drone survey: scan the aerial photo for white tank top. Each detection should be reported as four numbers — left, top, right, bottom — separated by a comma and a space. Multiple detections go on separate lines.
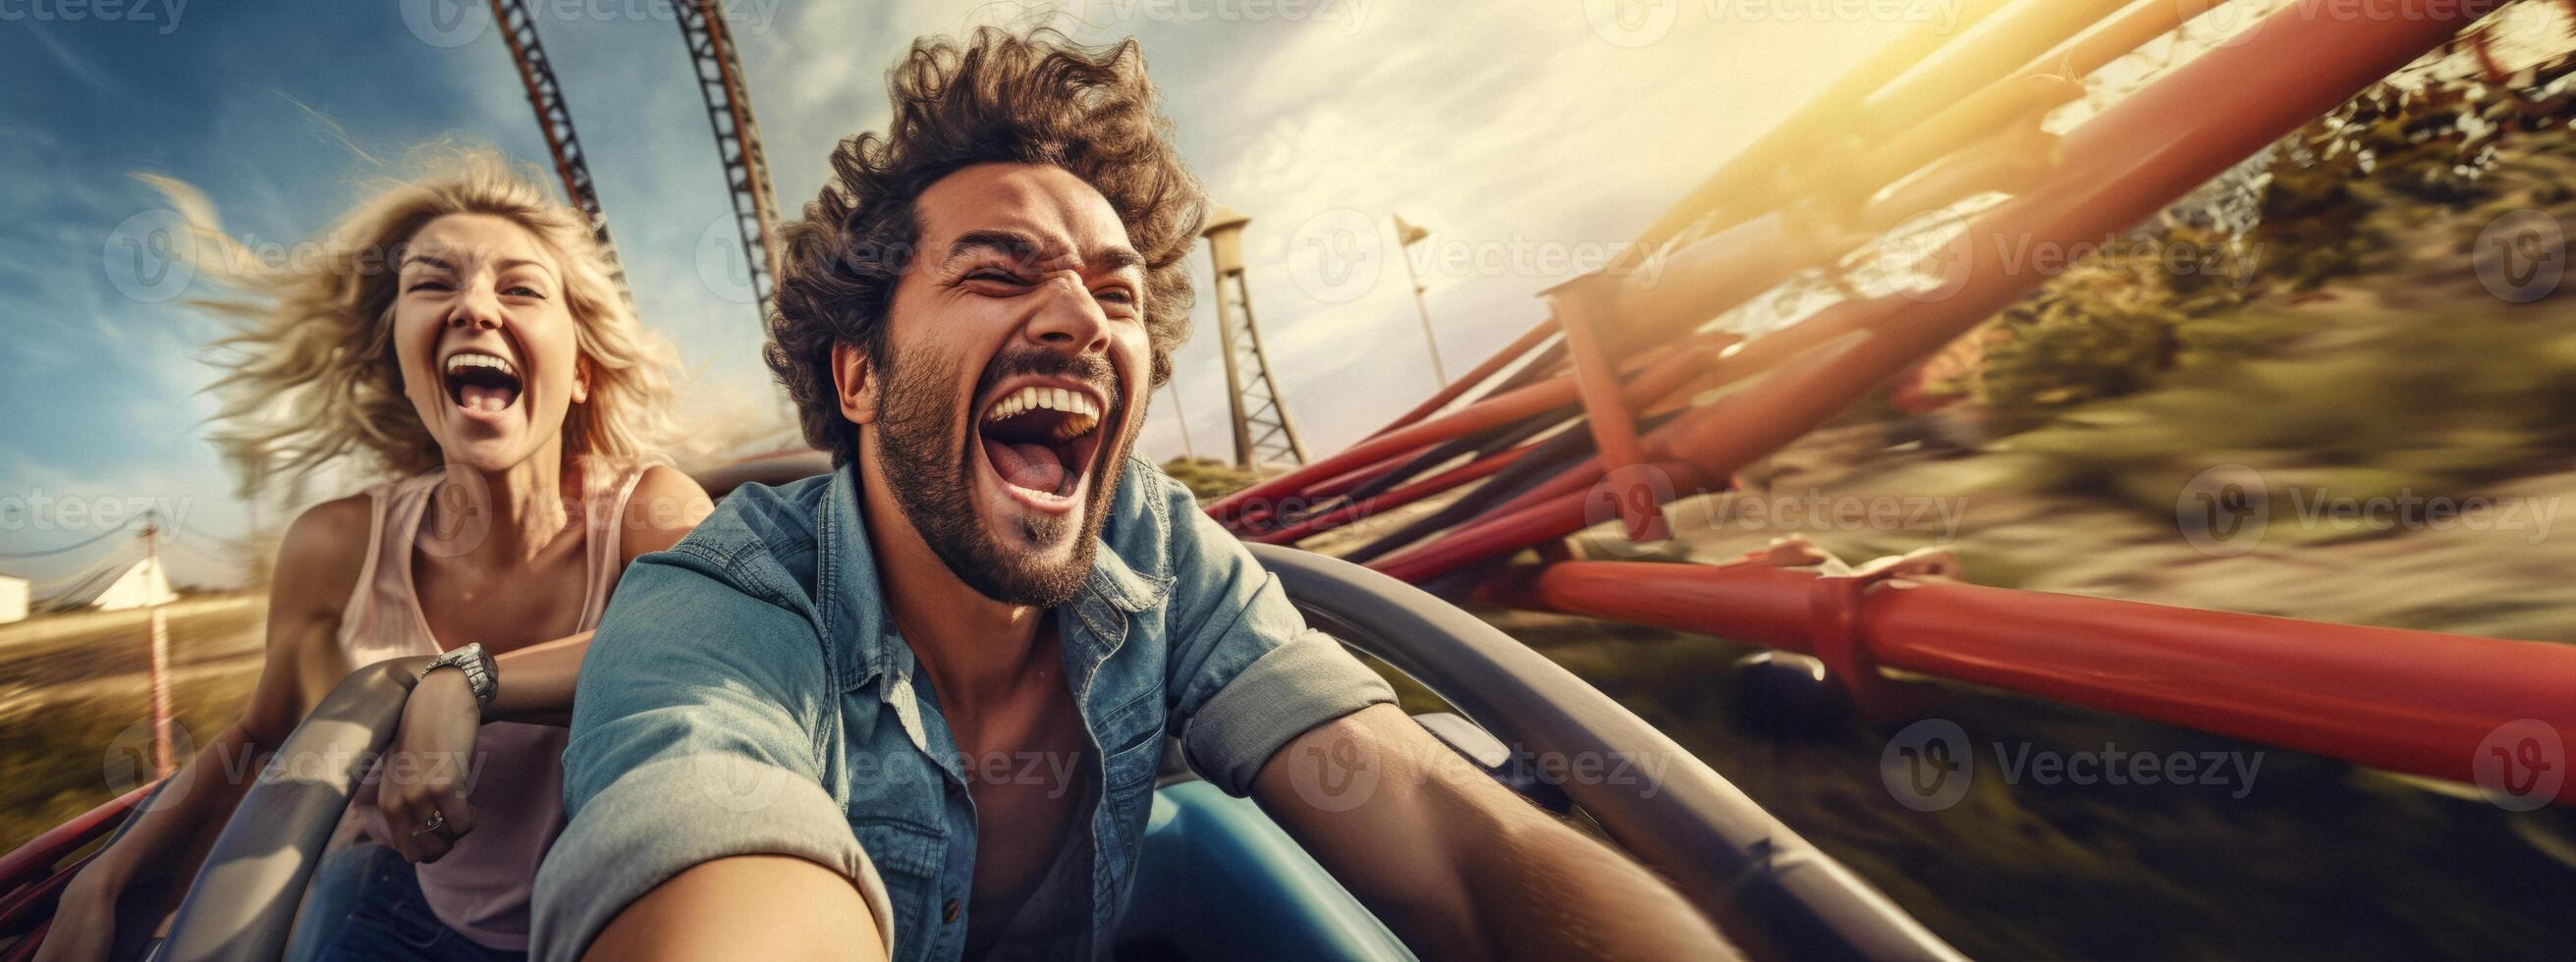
339, 465, 642, 951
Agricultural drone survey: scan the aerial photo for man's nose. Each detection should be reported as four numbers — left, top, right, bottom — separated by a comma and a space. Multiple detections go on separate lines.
1024, 274, 1111, 354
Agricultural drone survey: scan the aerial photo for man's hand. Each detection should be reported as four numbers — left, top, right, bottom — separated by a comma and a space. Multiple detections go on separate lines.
1250, 704, 1738, 961
380, 668, 481, 863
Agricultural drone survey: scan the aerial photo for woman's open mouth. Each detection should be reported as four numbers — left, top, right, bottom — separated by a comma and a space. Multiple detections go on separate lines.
444, 350, 522, 414
977, 384, 1106, 506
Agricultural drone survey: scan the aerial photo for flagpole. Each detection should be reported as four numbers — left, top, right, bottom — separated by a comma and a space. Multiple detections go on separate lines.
1395, 216, 1449, 387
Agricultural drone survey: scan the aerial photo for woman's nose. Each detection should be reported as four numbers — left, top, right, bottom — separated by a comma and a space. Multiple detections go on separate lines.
446, 289, 504, 331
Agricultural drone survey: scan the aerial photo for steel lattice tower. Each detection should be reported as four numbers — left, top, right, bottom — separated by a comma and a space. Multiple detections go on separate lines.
672, 0, 782, 321
1200, 205, 1307, 470
486, 0, 630, 307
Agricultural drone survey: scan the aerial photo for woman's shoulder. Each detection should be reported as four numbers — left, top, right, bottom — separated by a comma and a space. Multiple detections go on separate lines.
617, 463, 713, 564
270, 493, 375, 614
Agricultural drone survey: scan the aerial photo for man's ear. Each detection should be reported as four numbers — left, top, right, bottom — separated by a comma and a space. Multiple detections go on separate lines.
832, 341, 878, 427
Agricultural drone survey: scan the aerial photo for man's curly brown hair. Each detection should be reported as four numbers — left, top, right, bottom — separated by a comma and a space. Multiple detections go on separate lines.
766, 27, 1207, 462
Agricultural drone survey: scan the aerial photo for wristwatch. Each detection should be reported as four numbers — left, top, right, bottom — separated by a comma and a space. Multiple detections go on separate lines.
424, 642, 499, 711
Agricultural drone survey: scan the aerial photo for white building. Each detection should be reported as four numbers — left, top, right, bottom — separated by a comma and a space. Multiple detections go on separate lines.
0, 574, 26, 624
87, 556, 179, 612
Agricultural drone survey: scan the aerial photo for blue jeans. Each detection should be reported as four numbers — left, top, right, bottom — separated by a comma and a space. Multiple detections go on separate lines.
300, 844, 521, 962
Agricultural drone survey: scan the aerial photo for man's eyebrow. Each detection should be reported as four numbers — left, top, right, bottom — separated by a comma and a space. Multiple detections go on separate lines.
945, 230, 1145, 276
1091, 245, 1145, 275
946, 230, 1045, 266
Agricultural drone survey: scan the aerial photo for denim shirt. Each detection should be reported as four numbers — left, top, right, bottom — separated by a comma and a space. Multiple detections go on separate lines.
529, 457, 1397, 961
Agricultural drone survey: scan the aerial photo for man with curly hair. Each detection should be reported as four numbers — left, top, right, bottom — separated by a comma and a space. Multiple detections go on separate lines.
531, 27, 1729, 962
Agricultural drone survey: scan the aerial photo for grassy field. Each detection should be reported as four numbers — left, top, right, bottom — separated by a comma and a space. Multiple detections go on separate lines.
0, 598, 268, 854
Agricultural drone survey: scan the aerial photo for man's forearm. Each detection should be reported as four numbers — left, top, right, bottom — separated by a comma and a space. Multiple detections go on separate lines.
1254, 706, 1736, 960
1452, 796, 1738, 961
584, 856, 883, 962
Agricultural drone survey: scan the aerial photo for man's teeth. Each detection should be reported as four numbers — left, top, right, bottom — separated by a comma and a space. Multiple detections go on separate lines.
981, 386, 1102, 434
445, 352, 518, 378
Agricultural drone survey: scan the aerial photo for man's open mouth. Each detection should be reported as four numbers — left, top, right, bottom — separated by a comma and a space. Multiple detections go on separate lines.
978, 384, 1105, 500
444, 350, 522, 413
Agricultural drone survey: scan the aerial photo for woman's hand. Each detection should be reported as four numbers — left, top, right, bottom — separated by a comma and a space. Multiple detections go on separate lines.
380, 667, 482, 864
30, 865, 122, 962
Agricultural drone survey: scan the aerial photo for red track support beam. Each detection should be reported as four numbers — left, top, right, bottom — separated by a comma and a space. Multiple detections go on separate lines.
1367, 316, 1560, 441
1501, 561, 2576, 806
1372, 0, 2505, 583
1551, 294, 1668, 543
1256, 444, 1539, 546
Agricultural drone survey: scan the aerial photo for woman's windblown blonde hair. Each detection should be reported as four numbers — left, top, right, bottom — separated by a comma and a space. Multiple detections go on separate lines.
155, 148, 677, 499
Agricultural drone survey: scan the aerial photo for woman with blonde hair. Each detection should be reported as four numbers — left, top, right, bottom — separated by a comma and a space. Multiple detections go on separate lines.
39, 149, 710, 962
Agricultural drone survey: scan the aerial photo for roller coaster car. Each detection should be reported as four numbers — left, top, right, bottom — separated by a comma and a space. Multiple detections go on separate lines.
0, 461, 1959, 962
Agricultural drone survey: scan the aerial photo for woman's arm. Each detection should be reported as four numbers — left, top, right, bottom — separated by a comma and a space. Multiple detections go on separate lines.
436, 465, 711, 725
38, 498, 369, 962
380, 467, 709, 861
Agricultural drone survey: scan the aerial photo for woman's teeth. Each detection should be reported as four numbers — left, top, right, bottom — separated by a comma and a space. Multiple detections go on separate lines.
446, 352, 517, 377
445, 351, 522, 412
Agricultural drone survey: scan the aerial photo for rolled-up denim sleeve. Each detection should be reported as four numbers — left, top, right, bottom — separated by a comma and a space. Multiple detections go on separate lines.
1161, 480, 1398, 796
530, 550, 892, 961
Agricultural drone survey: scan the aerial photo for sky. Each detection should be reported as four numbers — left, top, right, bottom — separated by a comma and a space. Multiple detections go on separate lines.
0, 0, 1931, 588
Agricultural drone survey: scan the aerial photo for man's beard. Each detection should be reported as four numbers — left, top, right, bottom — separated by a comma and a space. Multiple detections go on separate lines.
870, 342, 1131, 608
